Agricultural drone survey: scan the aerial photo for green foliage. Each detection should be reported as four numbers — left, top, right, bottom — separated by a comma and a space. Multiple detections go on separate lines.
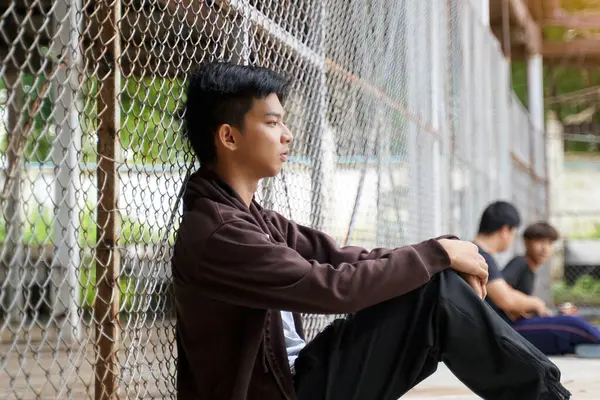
0, 203, 172, 247
2, 75, 188, 165
511, 61, 528, 107
553, 276, 600, 307
77, 202, 171, 247
16, 74, 55, 163
0, 205, 56, 245
1, 71, 185, 315
79, 265, 136, 311
568, 224, 600, 239
511, 59, 600, 153
512, 60, 600, 115
0, 204, 173, 313
119, 77, 187, 165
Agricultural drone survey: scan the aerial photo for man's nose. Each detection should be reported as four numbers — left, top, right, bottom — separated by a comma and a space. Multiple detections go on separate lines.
282, 124, 293, 143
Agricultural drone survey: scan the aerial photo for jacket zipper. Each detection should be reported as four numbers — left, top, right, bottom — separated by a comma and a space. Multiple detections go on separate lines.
260, 213, 295, 400
264, 345, 293, 400
263, 310, 293, 400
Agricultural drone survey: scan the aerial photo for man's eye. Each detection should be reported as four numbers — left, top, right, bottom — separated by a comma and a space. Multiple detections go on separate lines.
267, 121, 278, 126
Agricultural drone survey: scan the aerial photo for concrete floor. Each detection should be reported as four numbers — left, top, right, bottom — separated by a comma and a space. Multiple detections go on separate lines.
2, 321, 598, 399
405, 357, 600, 399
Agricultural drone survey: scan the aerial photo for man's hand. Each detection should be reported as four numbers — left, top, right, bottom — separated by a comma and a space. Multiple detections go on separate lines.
519, 298, 552, 319
461, 273, 487, 300
531, 298, 552, 317
438, 239, 489, 285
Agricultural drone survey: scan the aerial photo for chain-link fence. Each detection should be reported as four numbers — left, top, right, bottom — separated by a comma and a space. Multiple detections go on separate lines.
546, 91, 600, 315
0, 0, 547, 398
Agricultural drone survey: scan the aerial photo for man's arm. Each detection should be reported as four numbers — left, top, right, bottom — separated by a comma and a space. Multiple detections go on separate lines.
188, 218, 453, 314
486, 279, 550, 318
266, 210, 456, 264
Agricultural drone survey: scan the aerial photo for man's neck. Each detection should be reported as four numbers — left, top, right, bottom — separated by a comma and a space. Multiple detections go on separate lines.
525, 254, 539, 271
474, 234, 503, 255
209, 162, 259, 207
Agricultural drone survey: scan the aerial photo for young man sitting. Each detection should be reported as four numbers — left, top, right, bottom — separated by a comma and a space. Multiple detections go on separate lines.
502, 222, 600, 358
172, 62, 570, 400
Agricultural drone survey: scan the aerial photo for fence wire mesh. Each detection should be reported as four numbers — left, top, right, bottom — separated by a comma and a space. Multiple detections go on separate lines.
0, 0, 547, 398
546, 91, 600, 314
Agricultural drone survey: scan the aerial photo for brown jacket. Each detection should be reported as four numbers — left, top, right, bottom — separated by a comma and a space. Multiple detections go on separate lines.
172, 169, 453, 399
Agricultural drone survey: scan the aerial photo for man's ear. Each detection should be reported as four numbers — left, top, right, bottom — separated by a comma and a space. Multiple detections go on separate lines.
500, 225, 513, 235
216, 124, 237, 151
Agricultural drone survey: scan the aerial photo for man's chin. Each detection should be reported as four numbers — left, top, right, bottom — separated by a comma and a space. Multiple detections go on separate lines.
262, 167, 282, 179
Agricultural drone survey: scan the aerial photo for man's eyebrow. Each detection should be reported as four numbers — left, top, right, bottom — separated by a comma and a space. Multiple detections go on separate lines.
264, 112, 285, 118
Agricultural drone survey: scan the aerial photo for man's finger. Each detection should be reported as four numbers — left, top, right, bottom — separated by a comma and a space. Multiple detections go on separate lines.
477, 254, 488, 269
479, 258, 489, 271
467, 277, 477, 297
467, 275, 484, 300
476, 263, 489, 281
477, 282, 485, 300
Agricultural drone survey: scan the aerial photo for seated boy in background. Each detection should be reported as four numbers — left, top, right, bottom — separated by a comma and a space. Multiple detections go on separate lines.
497, 220, 600, 357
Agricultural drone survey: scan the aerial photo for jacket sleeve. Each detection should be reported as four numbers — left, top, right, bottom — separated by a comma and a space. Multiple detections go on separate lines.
266, 210, 457, 266
194, 218, 452, 314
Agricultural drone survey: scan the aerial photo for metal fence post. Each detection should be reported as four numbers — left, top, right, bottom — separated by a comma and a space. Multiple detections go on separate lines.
94, 0, 122, 399
309, 2, 328, 231
51, 0, 83, 344
462, 6, 475, 239
1, 73, 25, 324
405, 0, 419, 244
527, 53, 553, 304
374, 2, 397, 247
430, 0, 444, 238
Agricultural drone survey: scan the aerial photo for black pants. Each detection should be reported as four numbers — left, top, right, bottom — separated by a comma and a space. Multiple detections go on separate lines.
293, 270, 571, 400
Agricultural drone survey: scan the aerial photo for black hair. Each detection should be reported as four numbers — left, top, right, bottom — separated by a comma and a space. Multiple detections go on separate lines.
523, 222, 560, 242
477, 201, 521, 235
181, 62, 291, 165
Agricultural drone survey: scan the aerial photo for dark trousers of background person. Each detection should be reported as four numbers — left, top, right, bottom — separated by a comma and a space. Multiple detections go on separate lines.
512, 315, 600, 356
293, 270, 571, 400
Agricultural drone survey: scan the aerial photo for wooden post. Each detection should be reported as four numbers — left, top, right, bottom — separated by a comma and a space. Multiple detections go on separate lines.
94, 0, 121, 399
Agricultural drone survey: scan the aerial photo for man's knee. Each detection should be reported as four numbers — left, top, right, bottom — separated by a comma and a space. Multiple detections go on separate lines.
434, 269, 474, 296
558, 315, 600, 335
386, 270, 476, 316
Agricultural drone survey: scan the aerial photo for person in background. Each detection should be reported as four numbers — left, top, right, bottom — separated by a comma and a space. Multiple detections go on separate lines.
474, 205, 599, 358
473, 201, 551, 324
503, 222, 600, 358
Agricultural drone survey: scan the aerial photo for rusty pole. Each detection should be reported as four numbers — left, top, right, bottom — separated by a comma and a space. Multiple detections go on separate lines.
94, 0, 121, 399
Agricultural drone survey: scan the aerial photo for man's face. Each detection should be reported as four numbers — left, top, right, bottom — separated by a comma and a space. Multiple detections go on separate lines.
236, 93, 293, 178
525, 238, 553, 268
498, 226, 518, 252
